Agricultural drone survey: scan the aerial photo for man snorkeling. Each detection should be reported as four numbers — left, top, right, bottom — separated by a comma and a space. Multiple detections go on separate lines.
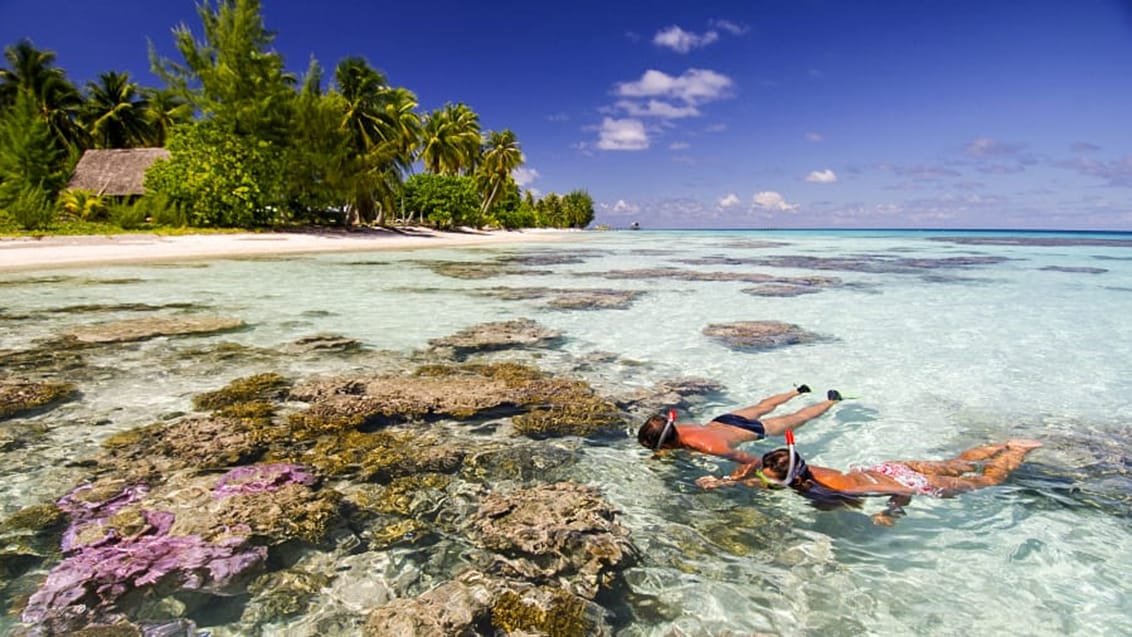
636, 385, 843, 480
699, 434, 1043, 526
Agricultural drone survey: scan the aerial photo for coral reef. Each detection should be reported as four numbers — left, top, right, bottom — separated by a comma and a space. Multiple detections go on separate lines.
0, 379, 78, 421
702, 320, 823, 351
62, 315, 246, 344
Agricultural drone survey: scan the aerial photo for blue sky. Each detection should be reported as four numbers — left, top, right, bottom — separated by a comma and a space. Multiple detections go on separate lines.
3, 0, 1131, 230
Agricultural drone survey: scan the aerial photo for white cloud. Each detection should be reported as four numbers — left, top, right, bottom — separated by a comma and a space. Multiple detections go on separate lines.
608, 199, 641, 214
965, 137, 1023, 158
669, 141, 690, 150
709, 19, 748, 35
805, 131, 824, 142
653, 25, 719, 53
705, 123, 727, 133
615, 99, 700, 119
718, 193, 741, 208
597, 117, 649, 151
512, 166, 540, 187
806, 169, 838, 183
753, 191, 799, 211
616, 68, 733, 104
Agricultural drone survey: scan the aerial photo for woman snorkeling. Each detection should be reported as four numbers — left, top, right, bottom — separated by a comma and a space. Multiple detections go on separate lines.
698, 435, 1043, 525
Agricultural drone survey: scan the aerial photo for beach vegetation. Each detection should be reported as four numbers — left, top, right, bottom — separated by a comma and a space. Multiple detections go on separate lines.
0, 0, 594, 235
80, 71, 152, 150
57, 188, 108, 221
404, 173, 481, 230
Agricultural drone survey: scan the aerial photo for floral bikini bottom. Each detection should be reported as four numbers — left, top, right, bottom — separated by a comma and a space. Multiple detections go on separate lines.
861, 462, 943, 497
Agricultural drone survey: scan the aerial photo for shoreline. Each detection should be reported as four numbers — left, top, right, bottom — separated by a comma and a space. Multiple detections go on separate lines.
0, 227, 578, 271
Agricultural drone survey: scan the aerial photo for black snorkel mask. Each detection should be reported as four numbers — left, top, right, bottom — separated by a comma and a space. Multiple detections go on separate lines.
654, 409, 677, 450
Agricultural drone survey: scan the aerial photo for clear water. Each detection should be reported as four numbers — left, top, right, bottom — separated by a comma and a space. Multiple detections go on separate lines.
2, 229, 1131, 636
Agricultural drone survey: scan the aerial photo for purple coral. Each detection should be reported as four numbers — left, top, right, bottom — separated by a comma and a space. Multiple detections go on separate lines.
57, 483, 151, 552
212, 462, 318, 498
23, 484, 267, 634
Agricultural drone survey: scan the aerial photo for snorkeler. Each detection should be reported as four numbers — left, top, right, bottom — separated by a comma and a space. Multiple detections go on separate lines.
699, 435, 1043, 526
637, 386, 843, 481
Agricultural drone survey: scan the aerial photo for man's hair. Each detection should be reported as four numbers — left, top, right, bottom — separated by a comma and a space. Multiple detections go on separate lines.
761, 448, 864, 511
637, 413, 671, 449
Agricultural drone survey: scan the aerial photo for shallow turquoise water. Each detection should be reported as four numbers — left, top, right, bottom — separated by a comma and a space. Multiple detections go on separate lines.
2, 229, 1131, 635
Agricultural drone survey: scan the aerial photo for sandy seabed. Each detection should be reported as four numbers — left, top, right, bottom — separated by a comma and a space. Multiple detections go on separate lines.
0, 227, 575, 271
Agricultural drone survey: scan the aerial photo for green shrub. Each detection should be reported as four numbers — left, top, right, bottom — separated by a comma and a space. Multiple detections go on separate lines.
108, 200, 147, 230
6, 184, 55, 230
57, 189, 108, 221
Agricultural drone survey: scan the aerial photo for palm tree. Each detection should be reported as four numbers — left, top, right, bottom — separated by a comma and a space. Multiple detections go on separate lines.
376, 86, 421, 173
335, 56, 388, 153
477, 129, 523, 214
420, 102, 481, 176
82, 71, 152, 149
0, 39, 85, 153
142, 87, 193, 146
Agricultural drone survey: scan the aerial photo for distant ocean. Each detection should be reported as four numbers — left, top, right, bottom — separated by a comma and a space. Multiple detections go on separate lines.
2, 228, 1130, 635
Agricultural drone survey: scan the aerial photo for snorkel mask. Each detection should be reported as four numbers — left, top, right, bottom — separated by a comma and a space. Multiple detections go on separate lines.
755, 429, 800, 488
654, 409, 677, 450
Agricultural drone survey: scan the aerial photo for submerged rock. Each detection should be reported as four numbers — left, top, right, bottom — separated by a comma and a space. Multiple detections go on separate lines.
0, 503, 66, 581
283, 333, 365, 354
489, 583, 611, 637
742, 283, 823, 297
21, 463, 340, 633
703, 320, 823, 351
476, 286, 645, 310
428, 318, 563, 359
689, 253, 1009, 274
615, 376, 726, 415
288, 362, 627, 439
468, 481, 637, 599
192, 372, 292, 412
589, 266, 840, 287
0, 379, 78, 421
1039, 265, 1108, 274
62, 315, 246, 344
363, 571, 496, 636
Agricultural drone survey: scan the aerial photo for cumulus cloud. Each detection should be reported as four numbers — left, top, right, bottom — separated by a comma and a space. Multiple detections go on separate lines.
653, 25, 719, 53
669, 141, 690, 150
615, 99, 700, 119
608, 199, 641, 214
718, 193, 741, 208
597, 117, 649, 151
753, 191, 799, 211
616, 68, 733, 104
512, 166, 540, 187
805, 131, 824, 142
806, 169, 837, 183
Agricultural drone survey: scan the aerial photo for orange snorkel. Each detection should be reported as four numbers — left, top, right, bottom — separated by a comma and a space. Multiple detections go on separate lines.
784, 428, 797, 483
754, 428, 798, 488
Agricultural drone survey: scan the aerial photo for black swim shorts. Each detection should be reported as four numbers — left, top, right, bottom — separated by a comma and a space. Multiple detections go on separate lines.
712, 413, 766, 437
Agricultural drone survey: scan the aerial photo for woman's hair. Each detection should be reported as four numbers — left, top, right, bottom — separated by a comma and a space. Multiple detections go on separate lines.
761, 448, 864, 511
637, 414, 673, 449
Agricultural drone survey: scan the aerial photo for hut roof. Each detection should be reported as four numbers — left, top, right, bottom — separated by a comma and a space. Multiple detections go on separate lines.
67, 148, 171, 196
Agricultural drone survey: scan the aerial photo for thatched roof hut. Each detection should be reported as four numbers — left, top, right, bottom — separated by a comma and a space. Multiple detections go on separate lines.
67, 148, 171, 196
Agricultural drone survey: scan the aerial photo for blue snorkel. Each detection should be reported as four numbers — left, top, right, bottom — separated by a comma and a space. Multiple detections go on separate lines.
654, 409, 677, 450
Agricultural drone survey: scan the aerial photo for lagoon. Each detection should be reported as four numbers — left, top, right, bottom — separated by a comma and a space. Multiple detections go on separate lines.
2, 229, 1131, 636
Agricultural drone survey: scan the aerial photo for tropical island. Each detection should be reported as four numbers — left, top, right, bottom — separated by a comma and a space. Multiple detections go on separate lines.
0, 0, 595, 237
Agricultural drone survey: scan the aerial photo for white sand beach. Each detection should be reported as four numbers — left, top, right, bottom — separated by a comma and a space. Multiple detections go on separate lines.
0, 227, 575, 271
